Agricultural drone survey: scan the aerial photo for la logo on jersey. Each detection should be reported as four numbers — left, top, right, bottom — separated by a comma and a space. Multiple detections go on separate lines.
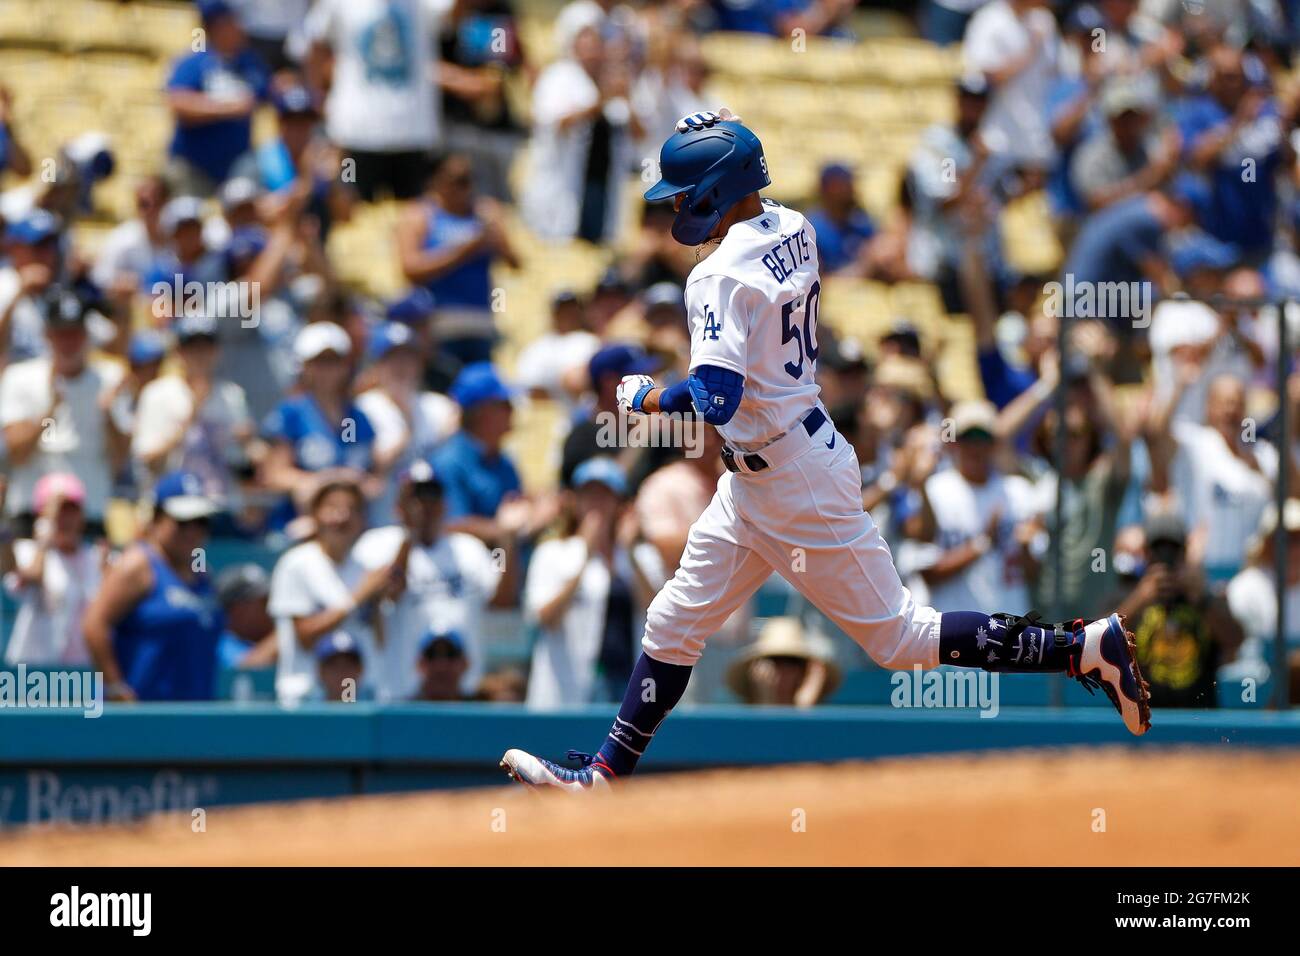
702, 307, 720, 341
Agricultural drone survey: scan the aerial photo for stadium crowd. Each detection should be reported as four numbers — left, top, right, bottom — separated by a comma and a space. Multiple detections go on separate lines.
0, 0, 1298, 710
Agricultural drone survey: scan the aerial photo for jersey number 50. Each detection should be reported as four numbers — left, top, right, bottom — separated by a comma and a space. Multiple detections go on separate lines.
780, 280, 821, 379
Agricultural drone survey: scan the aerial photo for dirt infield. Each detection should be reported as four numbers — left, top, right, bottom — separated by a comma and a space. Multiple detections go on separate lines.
3, 748, 1298, 865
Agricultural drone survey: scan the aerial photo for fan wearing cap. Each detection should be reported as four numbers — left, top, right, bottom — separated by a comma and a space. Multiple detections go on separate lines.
100, 331, 169, 448
214, 562, 277, 670
727, 617, 841, 707
164, 0, 270, 198
142, 196, 228, 298
260, 322, 378, 525
312, 629, 367, 703
513, 289, 601, 405
82, 471, 224, 701
524, 456, 658, 708
1070, 77, 1179, 214
1227, 500, 1300, 703
396, 152, 520, 367
431, 361, 540, 545
805, 163, 880, 277
0, 288, 126, 536
0, 210, 61, 361
413, 629, 471, 702
267, 473, 407, 704
355, 321, 459, 526
132, 313, 254, 506
1108, 512, 1243, 708
354, 459, 515, 700
916, 400, 1041, 614
1, 472, 101, 667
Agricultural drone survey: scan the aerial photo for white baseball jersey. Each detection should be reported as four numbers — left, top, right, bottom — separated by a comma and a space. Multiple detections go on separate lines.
685, 200, 823, 451
640, 198, 944, 678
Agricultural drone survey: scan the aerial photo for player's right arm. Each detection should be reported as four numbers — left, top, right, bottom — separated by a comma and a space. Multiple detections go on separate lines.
625, 274, 750, 424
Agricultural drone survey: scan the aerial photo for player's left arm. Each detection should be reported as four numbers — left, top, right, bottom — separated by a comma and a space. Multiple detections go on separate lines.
618, 274, 749, 425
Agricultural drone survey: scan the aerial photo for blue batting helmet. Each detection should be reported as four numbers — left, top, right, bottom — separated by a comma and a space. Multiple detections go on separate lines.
644, 113, 770, 245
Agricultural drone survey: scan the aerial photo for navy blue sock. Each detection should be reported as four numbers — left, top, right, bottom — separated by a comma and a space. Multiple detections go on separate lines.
594, 652, 692, 776
939, 611, 1081, 672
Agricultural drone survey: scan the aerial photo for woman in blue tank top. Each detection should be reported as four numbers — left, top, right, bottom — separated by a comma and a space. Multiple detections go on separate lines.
83, 471, 224, 701
395, 152, 519, 366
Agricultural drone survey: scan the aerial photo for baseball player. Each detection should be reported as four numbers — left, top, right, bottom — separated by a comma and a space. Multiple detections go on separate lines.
501, 111, 1150, 792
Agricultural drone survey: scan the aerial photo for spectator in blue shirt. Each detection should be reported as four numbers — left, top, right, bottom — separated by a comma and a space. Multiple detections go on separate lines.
165, 0, 270, 197
711, 0, 857, 38
214, 563, 276, 670
432, 361, 524, 541
1168, 230, 1240, 301
260, 322, 378, 527
142, 197, 229, 318
1064, 178, 1201, 293
1178, 45, 1286, 262
83, 471, 225, 701
806, 163, 878, 276
396, 152, 520, 368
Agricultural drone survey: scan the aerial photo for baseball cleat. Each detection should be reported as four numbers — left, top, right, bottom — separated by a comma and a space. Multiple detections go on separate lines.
500, 749, 614, 792
1073, 613, 1152, 736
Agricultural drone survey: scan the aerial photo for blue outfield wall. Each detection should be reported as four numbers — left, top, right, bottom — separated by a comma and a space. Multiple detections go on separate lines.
1, 703, 1298, 828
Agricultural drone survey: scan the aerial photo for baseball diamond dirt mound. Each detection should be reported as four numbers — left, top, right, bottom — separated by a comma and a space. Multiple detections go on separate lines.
3, 749, 1298, 865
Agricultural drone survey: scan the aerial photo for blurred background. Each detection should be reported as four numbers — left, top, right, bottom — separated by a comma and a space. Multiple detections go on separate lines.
1, 0, 1300, 824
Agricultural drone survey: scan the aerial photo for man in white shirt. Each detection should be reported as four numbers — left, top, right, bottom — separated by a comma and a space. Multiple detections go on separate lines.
132, 313, 254, 502
962, 0, 1061, 167
0, 290, 125, 534
90, 177, 169, 294
353, 460, 513, 699
303, 0, 448, 201
918, 400, 1040, 613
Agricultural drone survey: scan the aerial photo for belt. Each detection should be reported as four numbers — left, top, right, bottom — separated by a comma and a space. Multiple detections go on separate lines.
721, 407, 827, 474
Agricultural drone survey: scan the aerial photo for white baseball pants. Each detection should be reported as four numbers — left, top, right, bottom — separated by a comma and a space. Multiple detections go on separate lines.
642, 413, 942, 670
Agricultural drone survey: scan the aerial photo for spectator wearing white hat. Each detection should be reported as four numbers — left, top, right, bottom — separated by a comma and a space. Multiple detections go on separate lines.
726, 617, 842, 707
1, 472, 103, 666
260, 322, 379, 527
